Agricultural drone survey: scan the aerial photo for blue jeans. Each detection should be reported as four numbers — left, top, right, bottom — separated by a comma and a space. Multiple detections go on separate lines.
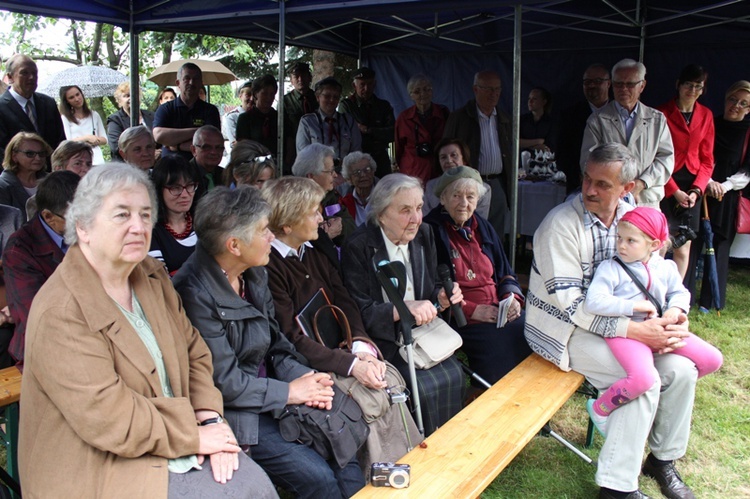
251, 413, 364, 499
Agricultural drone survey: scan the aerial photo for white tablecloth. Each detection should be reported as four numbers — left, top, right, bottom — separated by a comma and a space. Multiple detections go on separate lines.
516, 180, 567, 236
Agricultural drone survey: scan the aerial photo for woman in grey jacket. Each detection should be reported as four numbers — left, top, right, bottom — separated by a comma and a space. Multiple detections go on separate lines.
173, 186, 364, 498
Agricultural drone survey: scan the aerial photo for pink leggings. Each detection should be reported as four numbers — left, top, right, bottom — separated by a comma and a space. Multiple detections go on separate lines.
592, 333, 723, 416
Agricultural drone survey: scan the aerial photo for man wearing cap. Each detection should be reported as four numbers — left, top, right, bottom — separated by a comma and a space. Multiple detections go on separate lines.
526, 143, 698, 499
443, 69, 511, 238
338, 67, 395, 178
580, 59, 674, 208
283, 62, 318, 170
153, 62, 221, 161
297, 77, 361, 162
0, 54, 66, 159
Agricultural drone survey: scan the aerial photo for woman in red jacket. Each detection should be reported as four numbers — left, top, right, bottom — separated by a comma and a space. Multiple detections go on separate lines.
657, 64, 714, 279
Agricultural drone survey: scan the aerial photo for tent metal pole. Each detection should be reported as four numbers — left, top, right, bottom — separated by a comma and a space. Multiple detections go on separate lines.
638, 0, 645, 62
358, 22, 362, 65
277, 0, 286, 176
129, 0, 139, 128
509, 4, 522, 268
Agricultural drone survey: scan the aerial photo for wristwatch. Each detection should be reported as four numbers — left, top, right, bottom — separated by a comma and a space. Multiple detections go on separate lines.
199, 415, 225, 426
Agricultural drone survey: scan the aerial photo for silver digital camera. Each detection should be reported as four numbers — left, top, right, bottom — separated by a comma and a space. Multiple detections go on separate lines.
370, 462, 410, 488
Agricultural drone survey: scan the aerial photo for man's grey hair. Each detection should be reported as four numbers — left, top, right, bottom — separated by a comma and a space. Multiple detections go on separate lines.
473, 69, 499, 86
367, 173, 423, 226
341, 151, 376, 180
192, 125, 223, 146
118, 125, 154, 153
194, 186, 271, 257
586, 143, 638, 184
65, 163, 157, 245
292, 143, 335, 177
177, 62, 202, 80
612, 58, 646, 81
406, 74, 431, 95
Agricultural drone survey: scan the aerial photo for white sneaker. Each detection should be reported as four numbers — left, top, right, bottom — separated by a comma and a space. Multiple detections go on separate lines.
587, 399, 608, 437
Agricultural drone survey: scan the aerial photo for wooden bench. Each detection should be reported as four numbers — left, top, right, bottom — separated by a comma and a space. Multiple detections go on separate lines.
354, 353, 584, 498
0, 366, 22, 497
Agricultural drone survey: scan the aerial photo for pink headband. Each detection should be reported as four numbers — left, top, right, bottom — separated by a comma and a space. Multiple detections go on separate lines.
621, 207, 669, 248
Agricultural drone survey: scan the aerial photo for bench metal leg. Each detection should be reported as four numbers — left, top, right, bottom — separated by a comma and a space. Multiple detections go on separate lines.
540, 423, 594, 465
577, 380, 598, 449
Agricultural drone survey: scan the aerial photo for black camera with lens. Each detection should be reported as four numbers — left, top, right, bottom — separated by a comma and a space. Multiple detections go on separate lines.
670, 212, 697, 249
370, 462, 410, 488
416, 142, 432, 157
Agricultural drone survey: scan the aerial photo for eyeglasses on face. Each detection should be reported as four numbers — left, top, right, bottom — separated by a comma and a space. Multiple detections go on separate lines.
195, 144, 225, 153
476, 85, 501, 93
612, 80, 643, 89
351, 166, 373, 177
166, 182, 199, 196
17, 150, 46, 159
320, 169, 337, 177
583, 78, 609, 86
727, 95, 750, 109
681, 82, 704, 91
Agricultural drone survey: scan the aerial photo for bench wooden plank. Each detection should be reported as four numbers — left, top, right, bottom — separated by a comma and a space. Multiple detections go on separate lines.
0, 366, 21, 407
354, 354, 583, 498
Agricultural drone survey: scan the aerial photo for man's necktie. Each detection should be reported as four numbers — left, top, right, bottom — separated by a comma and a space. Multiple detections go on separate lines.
302, 94, 312, 114
325, 117, 338, 144
25, 101, 38, 131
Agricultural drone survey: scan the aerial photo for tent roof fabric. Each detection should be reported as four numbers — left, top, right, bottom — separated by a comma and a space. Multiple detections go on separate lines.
0, 1, 748, 57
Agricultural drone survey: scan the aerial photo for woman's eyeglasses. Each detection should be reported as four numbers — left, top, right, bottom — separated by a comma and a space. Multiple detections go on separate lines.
727, 96, 750, 109
166, 183, 198, 196
17, 150, 46, 159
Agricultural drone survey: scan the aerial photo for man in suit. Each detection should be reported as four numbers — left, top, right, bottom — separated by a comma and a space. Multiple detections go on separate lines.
3, 171, 79, 367
443, 69, 512, 237
557, 63, 611, 193
0, 54, 66, 159
283, 62, 318, 172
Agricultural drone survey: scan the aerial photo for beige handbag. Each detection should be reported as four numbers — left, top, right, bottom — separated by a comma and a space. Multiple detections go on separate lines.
398, 317, 463, 370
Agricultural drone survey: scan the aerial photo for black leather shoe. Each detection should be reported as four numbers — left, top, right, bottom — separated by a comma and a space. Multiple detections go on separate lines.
642, 459, 696, 499
598, 488, 650, 499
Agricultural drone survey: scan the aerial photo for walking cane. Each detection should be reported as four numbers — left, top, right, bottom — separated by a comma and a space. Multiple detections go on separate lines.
375, 260, 424, 436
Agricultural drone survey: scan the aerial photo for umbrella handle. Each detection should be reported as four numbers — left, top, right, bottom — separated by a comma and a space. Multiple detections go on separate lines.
702, 195, 709, 219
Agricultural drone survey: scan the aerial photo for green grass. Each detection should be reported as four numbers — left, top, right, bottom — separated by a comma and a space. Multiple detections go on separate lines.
483, 263, 750, 498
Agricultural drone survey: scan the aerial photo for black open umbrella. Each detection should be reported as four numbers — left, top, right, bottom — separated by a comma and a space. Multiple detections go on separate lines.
701, 197, 722, 315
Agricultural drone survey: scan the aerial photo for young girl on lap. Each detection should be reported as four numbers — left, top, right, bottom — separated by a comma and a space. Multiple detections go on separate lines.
584, 206, 723, 436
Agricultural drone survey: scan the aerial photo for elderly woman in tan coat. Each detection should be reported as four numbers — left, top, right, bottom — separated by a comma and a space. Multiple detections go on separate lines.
19, 163, 276, 498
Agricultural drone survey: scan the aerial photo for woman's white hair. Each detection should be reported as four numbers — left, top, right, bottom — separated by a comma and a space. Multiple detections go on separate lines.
65, 162, 156, 245
367, 173, 423, 226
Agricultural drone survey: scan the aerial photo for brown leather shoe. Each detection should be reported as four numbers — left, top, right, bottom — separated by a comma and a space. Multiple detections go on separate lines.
598, 488, 650, 499
642, 459, 696, 499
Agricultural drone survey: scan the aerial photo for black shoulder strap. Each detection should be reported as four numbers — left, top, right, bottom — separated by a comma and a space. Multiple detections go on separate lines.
613, 256, 663, 317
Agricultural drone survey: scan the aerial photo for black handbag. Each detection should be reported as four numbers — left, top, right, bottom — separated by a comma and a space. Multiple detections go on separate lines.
277, 383, 370, 468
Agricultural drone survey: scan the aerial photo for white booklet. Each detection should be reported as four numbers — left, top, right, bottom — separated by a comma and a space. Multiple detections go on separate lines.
496, 295, 514, 328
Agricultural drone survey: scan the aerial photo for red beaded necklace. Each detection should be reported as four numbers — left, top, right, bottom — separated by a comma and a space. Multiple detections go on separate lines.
163, 212, 193, 240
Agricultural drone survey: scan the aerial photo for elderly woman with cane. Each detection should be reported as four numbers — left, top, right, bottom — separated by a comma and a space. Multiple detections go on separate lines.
342, 173, 466, 436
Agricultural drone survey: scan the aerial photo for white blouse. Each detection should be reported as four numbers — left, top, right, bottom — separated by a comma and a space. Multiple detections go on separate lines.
61, 113, 107, 164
